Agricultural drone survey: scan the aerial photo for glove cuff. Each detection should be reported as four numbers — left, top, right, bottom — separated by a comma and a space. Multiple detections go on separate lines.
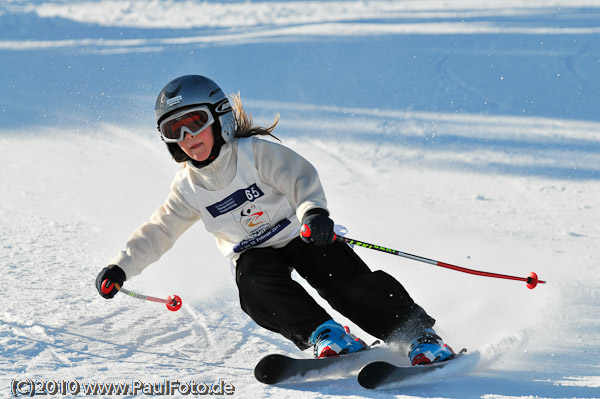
303, 207, 329, 219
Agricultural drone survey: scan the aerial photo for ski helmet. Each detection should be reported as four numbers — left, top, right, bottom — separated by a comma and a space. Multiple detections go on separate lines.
155, 75, 236, 162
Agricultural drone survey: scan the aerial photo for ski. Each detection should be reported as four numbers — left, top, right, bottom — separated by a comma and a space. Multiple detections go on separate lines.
358, 348, 470, 389
254, 345, 386, 384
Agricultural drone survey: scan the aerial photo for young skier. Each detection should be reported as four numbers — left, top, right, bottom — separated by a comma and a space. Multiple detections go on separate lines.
95, 75, 454, 364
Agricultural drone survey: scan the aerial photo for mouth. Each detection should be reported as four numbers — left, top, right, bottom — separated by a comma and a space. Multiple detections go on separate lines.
190, 142, 203, 150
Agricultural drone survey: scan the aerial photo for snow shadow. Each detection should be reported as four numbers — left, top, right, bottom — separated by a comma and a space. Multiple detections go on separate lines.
271, 104, 600, 181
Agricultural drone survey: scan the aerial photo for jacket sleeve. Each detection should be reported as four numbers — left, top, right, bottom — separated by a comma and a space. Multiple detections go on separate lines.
109, 181, 202, 280
252, 137, 329, 222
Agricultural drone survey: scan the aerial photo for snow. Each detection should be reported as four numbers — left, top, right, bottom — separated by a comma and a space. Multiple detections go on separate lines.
1, 1, 599, 398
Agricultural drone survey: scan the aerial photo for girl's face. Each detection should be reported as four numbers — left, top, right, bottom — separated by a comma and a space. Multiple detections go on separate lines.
177, 125, 215, 162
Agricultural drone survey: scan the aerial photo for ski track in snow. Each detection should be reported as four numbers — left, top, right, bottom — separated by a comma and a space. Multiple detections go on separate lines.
1, 1, 600, 398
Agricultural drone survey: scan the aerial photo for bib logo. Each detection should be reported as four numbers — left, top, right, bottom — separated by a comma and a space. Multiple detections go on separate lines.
234, 203, 271, 235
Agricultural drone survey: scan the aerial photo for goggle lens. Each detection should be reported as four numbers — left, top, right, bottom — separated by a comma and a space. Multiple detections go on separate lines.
160, 107, 214, 143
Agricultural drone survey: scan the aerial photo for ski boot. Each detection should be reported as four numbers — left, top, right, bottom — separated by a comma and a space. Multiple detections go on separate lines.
408, 328, 455, 365
310, 320, 367, 358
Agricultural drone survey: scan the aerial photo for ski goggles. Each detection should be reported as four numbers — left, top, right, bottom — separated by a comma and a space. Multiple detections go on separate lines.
159, 105, 214, 143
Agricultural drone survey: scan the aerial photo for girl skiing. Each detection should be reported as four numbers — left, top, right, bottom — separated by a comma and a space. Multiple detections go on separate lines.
95, 75, 454, 364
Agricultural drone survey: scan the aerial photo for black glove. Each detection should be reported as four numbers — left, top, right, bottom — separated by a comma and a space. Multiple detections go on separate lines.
300, 208, 335, 246
95, 265, 126, 299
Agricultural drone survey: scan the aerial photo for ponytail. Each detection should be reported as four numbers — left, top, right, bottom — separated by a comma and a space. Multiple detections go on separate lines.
231, 93, 280, 141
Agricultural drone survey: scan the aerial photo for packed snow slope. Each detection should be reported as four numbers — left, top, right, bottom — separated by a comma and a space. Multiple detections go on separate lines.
1, 1, 599, 398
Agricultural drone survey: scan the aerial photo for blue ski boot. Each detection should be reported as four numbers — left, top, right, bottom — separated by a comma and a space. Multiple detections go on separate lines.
408, 328, 455, 365
310, 320, 367, 358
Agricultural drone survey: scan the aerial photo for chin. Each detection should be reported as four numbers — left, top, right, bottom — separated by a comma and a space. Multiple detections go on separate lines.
192, 154, 210, 162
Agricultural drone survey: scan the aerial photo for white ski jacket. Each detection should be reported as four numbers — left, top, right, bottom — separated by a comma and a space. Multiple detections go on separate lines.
110, 137, 328, 280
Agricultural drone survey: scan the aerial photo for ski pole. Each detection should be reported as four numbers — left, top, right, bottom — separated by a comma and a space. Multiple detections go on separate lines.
334, 236, 546, 289
101, 279, 183, 311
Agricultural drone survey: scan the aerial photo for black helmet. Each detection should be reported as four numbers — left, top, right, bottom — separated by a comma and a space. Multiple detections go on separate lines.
155, 75, 236, 162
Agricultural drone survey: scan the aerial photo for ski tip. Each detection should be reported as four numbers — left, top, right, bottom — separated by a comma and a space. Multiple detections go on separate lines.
357, 361, 397, 389
254, 354, 290, 385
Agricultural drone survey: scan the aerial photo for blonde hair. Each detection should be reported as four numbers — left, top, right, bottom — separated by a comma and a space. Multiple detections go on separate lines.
231, 93, 280, 141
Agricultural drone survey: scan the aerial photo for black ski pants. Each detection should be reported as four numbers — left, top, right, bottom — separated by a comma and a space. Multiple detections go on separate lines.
235, 237, 435, 350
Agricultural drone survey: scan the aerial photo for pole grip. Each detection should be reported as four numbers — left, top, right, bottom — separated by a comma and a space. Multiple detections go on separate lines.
101, 279, 114, 294
300, 224, 311, 238
101, 279, 122, 294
